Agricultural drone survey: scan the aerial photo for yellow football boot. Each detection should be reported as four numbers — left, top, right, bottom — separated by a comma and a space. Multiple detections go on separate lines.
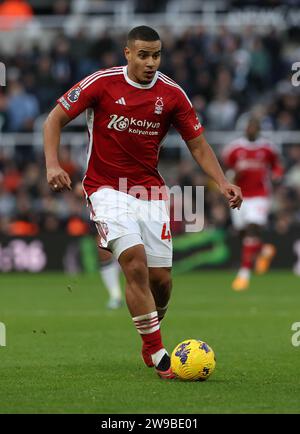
232, 276, 250, 291
255, 244, 276, 275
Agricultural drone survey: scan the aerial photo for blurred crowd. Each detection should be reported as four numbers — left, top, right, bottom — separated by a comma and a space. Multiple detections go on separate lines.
1, 142, 300, 237
0, 24, 300, 236
2, 0, 299, 21
1, 25, 300, 132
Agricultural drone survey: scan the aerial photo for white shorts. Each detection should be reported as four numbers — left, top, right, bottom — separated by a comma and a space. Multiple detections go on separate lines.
231, 197, 270, 230
89, 188, 172, 267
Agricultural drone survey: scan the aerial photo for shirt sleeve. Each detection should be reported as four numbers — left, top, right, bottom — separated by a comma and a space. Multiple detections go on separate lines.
171, 89, 204, 142
57, 75, 99, 119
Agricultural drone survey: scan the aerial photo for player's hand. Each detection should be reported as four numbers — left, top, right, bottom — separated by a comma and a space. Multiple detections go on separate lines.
219, 180, 243, 210
46, 165, 72, 192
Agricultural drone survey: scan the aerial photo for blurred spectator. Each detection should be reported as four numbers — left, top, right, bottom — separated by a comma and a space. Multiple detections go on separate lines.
8, 218, 39, 236
67, 216, 89, 236
0, 92, 8, 131
206, 92, 238, 130
249, 37, 271, 91
35, 55, 57, 113
0, 179, 16, 218
2, 161, 22, 192
6, 80, 39, 132
285, 145, 300, 200
59, 146, 80, 181
273, 211, 294, 235
134, 0, 168, 13
285, 163, 300, 190
52, 0, 70, 15
50, 36, 75, 93
0, 0, 33, 30
41, 213, 60, 232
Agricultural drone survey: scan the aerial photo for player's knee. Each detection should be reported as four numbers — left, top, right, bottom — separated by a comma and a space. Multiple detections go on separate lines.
98, 247, 113, 262
150, 270, 172, 295
119, 245, 148, 284
124, 258, 149, 285
160, 275, 172, 294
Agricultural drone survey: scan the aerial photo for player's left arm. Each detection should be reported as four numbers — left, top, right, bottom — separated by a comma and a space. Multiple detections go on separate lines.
171, 87, 242, 209
186, 133, 243, 210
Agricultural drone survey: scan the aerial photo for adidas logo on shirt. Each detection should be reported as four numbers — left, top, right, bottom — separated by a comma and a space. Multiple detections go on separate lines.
115, 97, 126, 105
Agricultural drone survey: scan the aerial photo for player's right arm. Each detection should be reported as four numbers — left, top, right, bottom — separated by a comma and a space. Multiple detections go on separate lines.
43, 104, 72, 192
43, 74, 99, 192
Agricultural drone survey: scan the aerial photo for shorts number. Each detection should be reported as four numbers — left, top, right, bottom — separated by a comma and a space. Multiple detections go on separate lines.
161, 223, 171, 241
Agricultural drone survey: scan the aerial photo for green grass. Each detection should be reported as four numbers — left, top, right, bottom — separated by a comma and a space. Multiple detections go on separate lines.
0, 271, 300, 414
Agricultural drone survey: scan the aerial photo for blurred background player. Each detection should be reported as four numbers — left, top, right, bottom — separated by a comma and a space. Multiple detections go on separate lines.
223, 118, 284, 291
73, 181, 122, 309
97, 240, 122, 310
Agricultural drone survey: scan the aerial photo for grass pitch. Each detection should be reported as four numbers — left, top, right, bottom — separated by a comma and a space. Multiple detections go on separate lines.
0, 270, 300, 414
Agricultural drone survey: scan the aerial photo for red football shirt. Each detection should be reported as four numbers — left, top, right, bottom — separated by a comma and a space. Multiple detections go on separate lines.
223, 137, 283, 198
57, 65, 204, 199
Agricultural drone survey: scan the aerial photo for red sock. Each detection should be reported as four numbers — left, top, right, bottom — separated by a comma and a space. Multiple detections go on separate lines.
132, 311, 164, 355
241, 237, 262, 270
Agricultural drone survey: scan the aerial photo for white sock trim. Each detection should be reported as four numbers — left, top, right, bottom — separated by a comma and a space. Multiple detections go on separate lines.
132, 311, 157, 322
151, 348, 168, 367
132, 311, 160, 335
157, 303, 169, 310
237, 267, 251, 279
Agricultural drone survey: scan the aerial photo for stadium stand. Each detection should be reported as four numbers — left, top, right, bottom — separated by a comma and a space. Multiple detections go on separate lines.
0, 0, 300, 239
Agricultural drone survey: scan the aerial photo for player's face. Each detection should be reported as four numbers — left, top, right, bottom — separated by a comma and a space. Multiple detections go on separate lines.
246, 120, 260, 141
125, 40, 162, 84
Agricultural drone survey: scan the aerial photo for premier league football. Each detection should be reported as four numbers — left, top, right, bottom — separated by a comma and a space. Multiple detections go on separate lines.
171, 339, 216, 381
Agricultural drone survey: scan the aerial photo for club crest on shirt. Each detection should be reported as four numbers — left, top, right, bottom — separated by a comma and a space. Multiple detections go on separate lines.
154, 97, 164, 114
67, 87, 81, 103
